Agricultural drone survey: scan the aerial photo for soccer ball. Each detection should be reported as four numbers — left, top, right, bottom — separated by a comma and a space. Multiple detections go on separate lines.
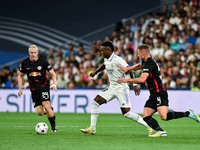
35, 122, 48, 134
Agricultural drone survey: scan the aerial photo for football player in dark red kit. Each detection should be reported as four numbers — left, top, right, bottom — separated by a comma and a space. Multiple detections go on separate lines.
18, 45, 58, 132
117, 44, 200, 137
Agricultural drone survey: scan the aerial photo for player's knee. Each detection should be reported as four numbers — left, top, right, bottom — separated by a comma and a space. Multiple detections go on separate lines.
43, 104, 48, 110
94, 95, 106, 105
142, 113, 149, 119
121, 108, 130, 115
37, 111, 44, 116
160, 115, 167, 121
35, 107, 45, 116
43, 103, 50, 111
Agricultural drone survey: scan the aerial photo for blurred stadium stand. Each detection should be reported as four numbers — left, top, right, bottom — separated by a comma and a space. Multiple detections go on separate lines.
0, 0, 177, 70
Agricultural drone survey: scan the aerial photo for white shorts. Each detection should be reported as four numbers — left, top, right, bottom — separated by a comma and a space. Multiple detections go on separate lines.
98, 87, 131, 108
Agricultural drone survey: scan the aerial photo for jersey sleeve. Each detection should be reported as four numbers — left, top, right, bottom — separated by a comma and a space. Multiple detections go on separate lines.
19, 61, 26, 73
44, 59, 52, 72
142, 60, 153, 74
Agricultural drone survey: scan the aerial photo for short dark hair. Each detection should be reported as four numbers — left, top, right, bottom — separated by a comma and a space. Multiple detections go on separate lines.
101, 41, 114, 51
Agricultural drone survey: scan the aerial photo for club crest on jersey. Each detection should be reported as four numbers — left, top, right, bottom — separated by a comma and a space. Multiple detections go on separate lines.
29, 72, 41, 77
37, 66, 42, 70
106, 69, 114, 74
111, 63, 114, 67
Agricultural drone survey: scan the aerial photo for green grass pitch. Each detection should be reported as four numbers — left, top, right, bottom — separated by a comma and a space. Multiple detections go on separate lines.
0, 112, 200, 150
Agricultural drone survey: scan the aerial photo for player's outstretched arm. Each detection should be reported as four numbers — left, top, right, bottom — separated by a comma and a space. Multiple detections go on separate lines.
117, 73, 149, 84
49, 69, 57, 91
18, 72, 24, 98
129, 63, 142, 70
118, 63, 142, 75
90, 64, 105, 77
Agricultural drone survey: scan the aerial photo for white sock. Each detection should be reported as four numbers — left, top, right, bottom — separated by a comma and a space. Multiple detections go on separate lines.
124, 111, 149, 128
90, 101, 99, 129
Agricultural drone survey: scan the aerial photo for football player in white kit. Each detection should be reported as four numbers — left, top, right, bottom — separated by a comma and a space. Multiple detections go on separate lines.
80, 41, 154, 137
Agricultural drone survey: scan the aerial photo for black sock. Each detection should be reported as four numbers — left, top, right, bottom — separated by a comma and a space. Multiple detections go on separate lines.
48, 115, 56, 130
143, 116, 164, 131
166, 111, 189, 121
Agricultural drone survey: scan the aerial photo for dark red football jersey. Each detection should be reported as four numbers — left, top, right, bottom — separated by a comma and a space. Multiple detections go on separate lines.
20, 57, 52, 91
141, 57, 166, 94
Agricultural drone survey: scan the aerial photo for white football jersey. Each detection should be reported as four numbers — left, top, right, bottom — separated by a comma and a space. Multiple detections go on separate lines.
104, 52, 130, 90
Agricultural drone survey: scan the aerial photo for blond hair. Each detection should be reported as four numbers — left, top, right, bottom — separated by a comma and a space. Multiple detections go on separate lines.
137, 44, 149, 53
28, 45, 38, 52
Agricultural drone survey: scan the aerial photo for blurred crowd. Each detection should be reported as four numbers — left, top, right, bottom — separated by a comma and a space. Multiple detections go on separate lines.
0, 0, 200, 91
